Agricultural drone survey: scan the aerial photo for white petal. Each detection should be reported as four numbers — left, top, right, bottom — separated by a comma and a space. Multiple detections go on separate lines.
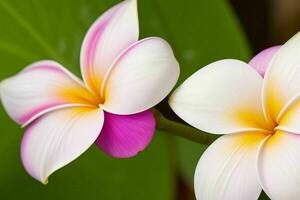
0, 60, 97, 125
80, 0, 139, 94
263, 32, 300, 122
101, 37, 179, 114
195, 132, 266, 200
21, 107, 104, 184
257, 131, 300, 200
169, 59, 271, 134
276, 100, 300, 134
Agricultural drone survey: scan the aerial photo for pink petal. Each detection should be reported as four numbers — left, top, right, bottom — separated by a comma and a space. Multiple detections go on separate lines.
0, 60, 96, 126
80, 0, 139, 94
249, 46, 281, 77
21, 107, 104, 183
95, 110, 155, 158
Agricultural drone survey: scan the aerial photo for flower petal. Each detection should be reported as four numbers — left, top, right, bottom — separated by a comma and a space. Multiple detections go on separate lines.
276, 100, 300, 134
263, 32, 300, 122
169, 59, 271, 134
21, 107, 104, 184
195, 132, 266, 200
249, 46, 281, 77
95, 110, 155, 158
102, 37, 179, 115
0, 60, 97, 125
257, 131, 300, 199
80, 0, 139, 94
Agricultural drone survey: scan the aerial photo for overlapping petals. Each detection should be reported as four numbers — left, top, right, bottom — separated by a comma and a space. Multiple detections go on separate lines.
102, 37, 179, 114
249, 46, 281, 77
169, 59, 271, 134
0, 61, 97, 125
0, 0, 179, 183
263, 32, 300, 123
80, 0, 139, 94
195, 132, 265, 200
21, 107, 104, 184
257, 131, 300, 199
170, 32, 300, 199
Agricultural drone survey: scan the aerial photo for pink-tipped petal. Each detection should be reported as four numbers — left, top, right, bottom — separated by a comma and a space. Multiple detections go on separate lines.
80, 0, 139, 94
21, 107, 104, 184
0, 60, 96, 125
249, 46, 281, 77
95, 110, 155, 158
102, 37, 179, 115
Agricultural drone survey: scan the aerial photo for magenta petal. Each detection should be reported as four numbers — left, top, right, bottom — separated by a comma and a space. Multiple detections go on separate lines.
249, 45, 281, 77
95, 110, 156, 158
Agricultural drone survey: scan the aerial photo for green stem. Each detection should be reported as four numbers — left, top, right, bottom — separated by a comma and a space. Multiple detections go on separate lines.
153, 109, 217, 145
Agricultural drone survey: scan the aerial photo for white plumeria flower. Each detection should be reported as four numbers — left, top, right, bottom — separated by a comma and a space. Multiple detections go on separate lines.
169, 32, 300, 200
0, 0, 179, 184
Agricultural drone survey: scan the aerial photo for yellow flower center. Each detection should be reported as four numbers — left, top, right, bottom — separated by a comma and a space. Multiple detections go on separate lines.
58, 86, 104, 107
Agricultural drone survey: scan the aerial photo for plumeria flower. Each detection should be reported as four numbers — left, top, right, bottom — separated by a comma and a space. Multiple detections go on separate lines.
170, 32, 300, 200
0, 0, 179, 184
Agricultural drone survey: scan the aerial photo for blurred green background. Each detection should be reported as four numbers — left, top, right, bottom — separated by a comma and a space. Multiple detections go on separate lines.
0, 0, 298, 199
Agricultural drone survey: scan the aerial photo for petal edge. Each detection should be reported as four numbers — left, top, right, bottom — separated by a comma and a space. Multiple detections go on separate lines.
21, 107, 104, 183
